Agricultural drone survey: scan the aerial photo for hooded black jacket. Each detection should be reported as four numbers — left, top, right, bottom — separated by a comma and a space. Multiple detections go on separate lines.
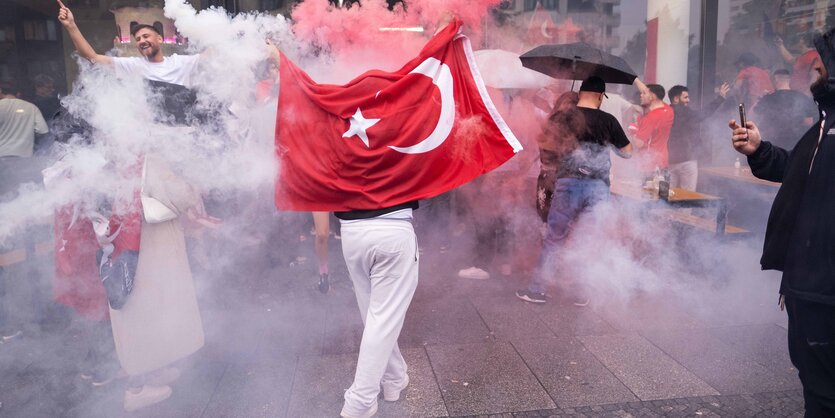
749, 28, 835, 306
749, 103, 835, 305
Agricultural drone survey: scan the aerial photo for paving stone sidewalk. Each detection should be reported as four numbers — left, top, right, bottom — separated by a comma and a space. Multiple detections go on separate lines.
0, 236, 804, 417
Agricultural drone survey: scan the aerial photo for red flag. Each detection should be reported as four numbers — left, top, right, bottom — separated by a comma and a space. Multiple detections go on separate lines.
527, 2, 557, 45
275, 19, 522, 211
555, 17, 582, 44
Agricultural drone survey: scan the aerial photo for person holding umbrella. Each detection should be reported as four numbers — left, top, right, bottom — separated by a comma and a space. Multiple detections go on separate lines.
516, 76, 632, 305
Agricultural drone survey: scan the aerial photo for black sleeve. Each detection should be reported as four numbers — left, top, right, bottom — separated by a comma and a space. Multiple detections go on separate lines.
698, 95, 727, 121
747, 141, 791, 183
607, 114, 630, 149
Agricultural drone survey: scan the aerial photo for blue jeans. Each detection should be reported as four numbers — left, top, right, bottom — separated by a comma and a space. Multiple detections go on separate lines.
528, 178, 609, 294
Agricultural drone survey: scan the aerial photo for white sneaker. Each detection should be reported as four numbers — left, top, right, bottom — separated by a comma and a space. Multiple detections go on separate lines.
382, 374, 409, 402
340, 401, 378, 418
2, 330, 22, 342
457, 267, 490, 280
123, 385, 172, 412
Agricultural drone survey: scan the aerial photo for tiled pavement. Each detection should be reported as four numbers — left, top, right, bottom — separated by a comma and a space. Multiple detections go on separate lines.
0, 235, 804, 417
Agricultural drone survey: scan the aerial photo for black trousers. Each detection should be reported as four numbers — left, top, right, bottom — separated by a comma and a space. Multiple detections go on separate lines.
786, 295, 835, 417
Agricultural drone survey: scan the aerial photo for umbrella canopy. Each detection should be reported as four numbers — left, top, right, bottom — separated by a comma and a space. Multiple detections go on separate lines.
520, 43, 637, 85
474, 49, 555, 89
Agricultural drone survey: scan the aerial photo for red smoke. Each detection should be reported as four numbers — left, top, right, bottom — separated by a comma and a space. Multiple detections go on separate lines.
290, 0, 503, 76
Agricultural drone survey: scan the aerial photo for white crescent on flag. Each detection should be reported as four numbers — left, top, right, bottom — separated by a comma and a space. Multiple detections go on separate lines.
388, 57, 456, 154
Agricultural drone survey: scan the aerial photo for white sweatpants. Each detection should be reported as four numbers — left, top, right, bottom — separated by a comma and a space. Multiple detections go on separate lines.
340, 218, 419, 417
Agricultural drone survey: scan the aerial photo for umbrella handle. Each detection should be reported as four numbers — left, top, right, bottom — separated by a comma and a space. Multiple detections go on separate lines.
572, 58, 577, 91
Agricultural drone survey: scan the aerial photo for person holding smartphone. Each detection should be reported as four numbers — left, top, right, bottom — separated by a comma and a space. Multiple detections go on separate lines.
730, 27, 835, 417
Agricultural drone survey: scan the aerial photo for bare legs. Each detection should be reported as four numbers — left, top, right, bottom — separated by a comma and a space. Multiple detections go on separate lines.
313, 212, 330, 293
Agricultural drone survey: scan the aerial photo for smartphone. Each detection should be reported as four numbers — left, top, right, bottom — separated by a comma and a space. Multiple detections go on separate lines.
738, 103, 747, 129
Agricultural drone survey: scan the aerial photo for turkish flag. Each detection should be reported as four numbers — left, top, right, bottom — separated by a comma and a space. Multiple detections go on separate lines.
275, 19, 522, 211
526, 2, 557, 46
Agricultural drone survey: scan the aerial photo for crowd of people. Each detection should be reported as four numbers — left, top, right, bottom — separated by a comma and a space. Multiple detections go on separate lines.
1, 2, 834, 416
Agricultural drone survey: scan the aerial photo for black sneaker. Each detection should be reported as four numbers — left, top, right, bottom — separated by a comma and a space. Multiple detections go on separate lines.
317, 273, 330, 294
516, 289, 546, 304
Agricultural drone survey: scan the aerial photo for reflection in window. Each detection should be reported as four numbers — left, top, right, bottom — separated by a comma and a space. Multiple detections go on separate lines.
23, 20, 58, 41
567, 0, 596, 13
499, 0, 517, 10
525, 0, 557, 10
260, 0, 284, 8
0, 25, 16, 43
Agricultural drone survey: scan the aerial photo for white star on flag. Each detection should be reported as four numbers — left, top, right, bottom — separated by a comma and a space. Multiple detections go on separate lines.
342, 108, 380, 148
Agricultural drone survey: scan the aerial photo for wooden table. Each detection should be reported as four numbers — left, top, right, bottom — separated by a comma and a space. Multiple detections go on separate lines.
610, 181, 729, 235
700, 166, 781, 188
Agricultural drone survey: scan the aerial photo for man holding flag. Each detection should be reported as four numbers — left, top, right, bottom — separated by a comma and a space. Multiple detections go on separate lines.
275, 16, 521, 418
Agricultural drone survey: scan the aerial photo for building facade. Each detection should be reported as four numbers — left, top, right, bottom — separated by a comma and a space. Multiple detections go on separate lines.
497, 0, 622, 51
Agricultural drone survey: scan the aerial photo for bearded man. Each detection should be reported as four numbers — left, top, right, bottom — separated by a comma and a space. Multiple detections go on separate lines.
730, 27, 835, 417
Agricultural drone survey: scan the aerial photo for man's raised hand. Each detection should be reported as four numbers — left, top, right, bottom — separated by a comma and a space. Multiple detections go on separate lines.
719, 82, 731, 98
57, 0, 75, 27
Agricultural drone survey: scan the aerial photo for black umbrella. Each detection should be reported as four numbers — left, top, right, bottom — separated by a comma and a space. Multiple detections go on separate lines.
520, 43, 637, 85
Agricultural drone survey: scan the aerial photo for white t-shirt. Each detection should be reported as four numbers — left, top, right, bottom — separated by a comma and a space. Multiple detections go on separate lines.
112, 54, 201, 88
0, 98, 48, 158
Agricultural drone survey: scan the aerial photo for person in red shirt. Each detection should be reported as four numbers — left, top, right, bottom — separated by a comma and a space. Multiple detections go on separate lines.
631, 84, 674, 172
734, 52, 774, 106
777, 33, 820, 95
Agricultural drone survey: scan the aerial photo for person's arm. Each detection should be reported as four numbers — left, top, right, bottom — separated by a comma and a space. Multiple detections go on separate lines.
610, 116, 632, 158
33, 107, 49, 135
434, 12, 455, 35
729, 119, 789, 182
702, 82, 730, 118
614, 143, 633, 159
694, 87, 730, 123
633, 77, 649, 95
266, 39, 280, 69
57, 0, 112, 65
776, 37, 795, 64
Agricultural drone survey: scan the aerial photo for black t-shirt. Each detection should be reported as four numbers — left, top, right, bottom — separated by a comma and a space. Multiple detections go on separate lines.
754, 89, 818, 150
668, 104, 697, 164
31, 95, 60, 122
556, 106, 630, 181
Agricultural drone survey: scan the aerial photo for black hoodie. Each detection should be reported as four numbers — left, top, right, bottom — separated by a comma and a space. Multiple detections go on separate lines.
748, 27, 835, 305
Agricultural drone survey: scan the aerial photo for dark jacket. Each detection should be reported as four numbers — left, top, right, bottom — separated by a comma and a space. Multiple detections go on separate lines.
668, 96, 725, 165
748, 102, 835, 305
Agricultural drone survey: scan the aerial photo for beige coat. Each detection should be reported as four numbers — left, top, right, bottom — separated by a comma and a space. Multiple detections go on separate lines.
109, 156, 205, 376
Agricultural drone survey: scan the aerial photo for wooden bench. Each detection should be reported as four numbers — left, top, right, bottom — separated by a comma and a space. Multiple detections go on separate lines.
0, 241, 53, 267
657, 210, 750, 237
1, 217, 55, 267
611, 182, 733, 235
